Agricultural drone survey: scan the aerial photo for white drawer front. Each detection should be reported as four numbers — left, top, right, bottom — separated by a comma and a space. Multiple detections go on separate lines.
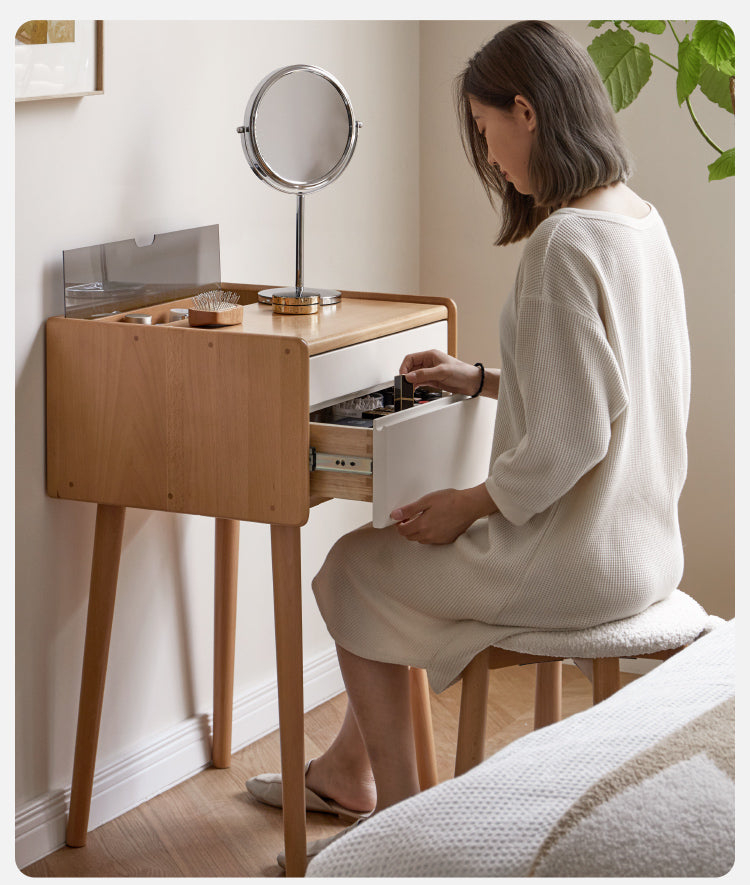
309, 321, 448, 411
371, 394, 496, 528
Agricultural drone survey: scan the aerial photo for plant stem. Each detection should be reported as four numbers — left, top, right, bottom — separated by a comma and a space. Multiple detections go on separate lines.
645, 48, 679, 72
685, 96, 724, 154
666, 20, 681, 45
635, 21, 724, 156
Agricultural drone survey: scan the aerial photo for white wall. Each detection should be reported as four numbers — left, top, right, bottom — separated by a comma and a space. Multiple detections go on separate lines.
15, 18, 420, 853
420, 19, 735, 620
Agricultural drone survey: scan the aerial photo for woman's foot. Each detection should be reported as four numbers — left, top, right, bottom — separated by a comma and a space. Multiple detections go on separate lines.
245, 758, 375, 821
305, 756, 376, 816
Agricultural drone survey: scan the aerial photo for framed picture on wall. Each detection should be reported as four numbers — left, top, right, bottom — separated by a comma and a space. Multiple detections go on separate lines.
15, 20, 103, 102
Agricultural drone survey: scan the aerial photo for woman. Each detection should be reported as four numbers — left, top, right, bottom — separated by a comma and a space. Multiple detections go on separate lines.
248, 20, 690, 864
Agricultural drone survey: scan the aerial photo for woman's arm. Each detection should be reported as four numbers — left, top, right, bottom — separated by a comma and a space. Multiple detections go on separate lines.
400, 350, 500, 399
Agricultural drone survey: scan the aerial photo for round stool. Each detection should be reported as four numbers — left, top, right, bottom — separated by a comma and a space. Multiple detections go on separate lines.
454, 589, 724, 776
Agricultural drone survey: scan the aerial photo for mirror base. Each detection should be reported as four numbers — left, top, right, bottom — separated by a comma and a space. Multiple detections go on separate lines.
259, 287, 342, 307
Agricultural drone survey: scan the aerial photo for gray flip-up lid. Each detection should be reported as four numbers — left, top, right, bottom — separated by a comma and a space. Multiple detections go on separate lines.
62, 224, 220, 319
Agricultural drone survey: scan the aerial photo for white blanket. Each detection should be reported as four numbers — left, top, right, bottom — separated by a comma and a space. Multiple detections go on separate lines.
306, 619, 734, 878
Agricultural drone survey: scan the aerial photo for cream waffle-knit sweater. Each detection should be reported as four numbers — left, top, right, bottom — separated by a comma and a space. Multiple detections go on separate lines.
312, 204, 690, 693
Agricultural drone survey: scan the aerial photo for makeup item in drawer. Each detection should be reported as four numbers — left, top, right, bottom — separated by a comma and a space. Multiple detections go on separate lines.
362, 407, 394, 419
415, 387, 442, 403
331, 394, 384, 420
379, 387, 395, 408
332, 416, 374, 428
394, 375, 414, 411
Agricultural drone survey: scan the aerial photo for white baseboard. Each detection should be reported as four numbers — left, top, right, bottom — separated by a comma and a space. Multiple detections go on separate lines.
15, 647, 345, 871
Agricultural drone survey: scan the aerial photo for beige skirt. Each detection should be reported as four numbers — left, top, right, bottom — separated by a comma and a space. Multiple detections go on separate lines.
311, 508, 666, 693
312, 518, 546, 693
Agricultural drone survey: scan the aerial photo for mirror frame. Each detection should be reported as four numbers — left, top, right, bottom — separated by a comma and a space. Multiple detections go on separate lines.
239, 64, 359, 194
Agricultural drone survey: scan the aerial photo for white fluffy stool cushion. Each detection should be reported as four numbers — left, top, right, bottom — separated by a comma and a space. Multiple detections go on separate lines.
495, 590, 724, 659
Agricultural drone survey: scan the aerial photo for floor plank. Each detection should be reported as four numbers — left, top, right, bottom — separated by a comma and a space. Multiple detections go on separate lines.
22, 665, 636, 877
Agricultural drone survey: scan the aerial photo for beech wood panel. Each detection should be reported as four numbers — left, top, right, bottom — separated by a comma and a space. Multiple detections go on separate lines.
308, 423, 373, 502
221, 285, 455, 356
208, 298, 448, 355
165, 329, 309, 524
341, 288, 458, 358
46, 317, 171, 511
89, 285, 455, 358
46, 318, 310, 525
309, 423, 373, 457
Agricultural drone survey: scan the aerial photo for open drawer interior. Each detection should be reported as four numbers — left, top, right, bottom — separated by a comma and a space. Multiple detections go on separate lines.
310, 385, 496, 528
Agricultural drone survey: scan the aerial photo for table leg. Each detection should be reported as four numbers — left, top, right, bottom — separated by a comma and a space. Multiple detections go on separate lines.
212, 518, 240, 768
66, 503, 126, 847
270, 524, 306, 877
409, 668, 438, 789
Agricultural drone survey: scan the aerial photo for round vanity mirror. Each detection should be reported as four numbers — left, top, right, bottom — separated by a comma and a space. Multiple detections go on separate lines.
237, 65, 361, 312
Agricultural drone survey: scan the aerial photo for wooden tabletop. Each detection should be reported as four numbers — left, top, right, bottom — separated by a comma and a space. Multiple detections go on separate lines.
171, 298, 449, 355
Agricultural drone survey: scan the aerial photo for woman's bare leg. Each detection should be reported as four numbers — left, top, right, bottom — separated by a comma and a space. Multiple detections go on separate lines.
333, 644, 421, 812
305, 699, 376, 813
304, 645, 421, 814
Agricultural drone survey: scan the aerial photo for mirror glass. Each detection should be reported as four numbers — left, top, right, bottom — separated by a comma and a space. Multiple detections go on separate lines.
254, 71, 351, 184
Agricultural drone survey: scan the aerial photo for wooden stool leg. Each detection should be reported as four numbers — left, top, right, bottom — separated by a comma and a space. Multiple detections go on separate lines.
409, 668, 438, 790
592, 657, 620, 704
270, 525, 306, 877
534, 660, 562, 729
66, 504, 126, 847
454, 649, 491, 777
212, 518, 240, 768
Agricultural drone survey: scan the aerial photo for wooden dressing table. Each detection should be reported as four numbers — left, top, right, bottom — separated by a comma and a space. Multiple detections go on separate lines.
46, 284, 462, 874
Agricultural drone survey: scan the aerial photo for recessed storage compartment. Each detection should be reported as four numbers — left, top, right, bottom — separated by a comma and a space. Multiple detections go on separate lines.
310, 391, 496, 528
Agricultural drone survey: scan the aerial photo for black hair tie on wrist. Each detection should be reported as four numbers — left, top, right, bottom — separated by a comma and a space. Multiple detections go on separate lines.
471, 362, 485, 397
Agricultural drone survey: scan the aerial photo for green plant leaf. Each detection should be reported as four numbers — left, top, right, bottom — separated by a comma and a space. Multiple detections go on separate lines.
588, 21, 609, 28
699, 60, 734, 113
625, 20, 666, 34
707, 147, 734, 181
587, 29, 653, 111
692, 21, 735, 76
676, 36, 702, 105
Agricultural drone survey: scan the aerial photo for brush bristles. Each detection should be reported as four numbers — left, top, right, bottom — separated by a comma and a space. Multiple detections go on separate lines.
191, 289, 240, 312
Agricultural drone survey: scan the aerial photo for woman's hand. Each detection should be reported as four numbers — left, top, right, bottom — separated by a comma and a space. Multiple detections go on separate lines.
399, 350, 483, 397
391, 484, 498, 545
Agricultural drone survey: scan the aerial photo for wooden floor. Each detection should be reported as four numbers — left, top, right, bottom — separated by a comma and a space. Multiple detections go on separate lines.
23, 665, 637, 878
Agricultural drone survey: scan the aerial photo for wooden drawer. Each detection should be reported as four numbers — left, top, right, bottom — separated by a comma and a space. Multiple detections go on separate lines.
310, 394, 496, 527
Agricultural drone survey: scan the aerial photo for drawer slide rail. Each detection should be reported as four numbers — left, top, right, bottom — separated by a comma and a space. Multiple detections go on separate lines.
309, 448, 373, 476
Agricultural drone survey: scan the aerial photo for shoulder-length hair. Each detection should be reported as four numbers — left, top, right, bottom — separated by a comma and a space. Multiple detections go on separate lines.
456, 20, 633, 245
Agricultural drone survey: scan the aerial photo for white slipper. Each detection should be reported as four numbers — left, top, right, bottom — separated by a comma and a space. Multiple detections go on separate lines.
276, 819, 363, 870
245, 759, 372, 822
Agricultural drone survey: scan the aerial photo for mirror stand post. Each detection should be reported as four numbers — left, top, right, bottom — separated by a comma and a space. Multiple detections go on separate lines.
295, 193, 304, 296
261, 193, 343, 313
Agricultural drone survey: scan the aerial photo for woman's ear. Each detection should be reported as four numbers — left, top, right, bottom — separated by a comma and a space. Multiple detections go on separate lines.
514, 95, 537, 132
